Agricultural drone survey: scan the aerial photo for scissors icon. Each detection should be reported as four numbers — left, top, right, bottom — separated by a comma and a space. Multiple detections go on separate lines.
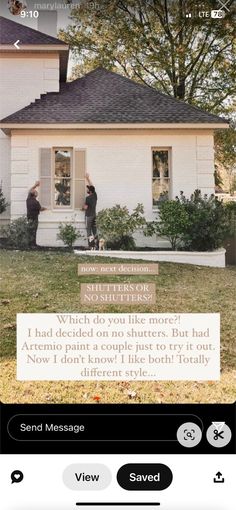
214, 429, 224, 440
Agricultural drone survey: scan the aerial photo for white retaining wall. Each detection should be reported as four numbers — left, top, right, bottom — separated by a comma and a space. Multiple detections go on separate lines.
74, 248, 226, 268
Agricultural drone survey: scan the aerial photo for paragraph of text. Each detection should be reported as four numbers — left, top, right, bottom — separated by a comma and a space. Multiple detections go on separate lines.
17, 313, 220, 381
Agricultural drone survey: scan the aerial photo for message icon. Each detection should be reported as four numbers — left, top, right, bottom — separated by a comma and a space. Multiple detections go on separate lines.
11, 470, 24, 484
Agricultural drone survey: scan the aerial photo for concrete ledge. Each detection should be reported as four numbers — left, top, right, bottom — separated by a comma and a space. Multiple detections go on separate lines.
74, 248, 226, 268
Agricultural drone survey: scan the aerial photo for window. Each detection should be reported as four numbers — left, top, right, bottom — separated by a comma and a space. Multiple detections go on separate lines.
40, 147, 86, 211
54, 148, 72, 208
152, 148, 171, 207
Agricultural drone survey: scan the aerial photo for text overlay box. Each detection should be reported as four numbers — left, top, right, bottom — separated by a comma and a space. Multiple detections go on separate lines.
17, 313, 220, 381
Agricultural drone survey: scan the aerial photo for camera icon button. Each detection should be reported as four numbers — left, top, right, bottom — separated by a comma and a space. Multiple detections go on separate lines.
177, 422, 202, 448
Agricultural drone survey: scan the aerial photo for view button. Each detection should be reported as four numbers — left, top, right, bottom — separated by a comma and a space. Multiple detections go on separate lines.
117, 463, 173, 490
63, 464, 112, 490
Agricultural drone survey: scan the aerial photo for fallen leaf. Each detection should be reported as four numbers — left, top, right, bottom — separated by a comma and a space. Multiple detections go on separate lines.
1, 299, 10, 305
126, 390, 137, 398
92, 395, 101, 402
3, 323, 16, 330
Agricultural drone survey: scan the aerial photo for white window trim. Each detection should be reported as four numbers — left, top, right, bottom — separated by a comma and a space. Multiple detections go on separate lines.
152, 147, 172, 210
52, 147, 74, 211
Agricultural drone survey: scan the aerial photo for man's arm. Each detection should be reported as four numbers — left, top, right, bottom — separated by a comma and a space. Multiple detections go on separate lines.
31, 181, 47, 211
29, 180, 40, 193
35, 201, 47, 213
82, 195, 89, 211
85, 173, 93, 186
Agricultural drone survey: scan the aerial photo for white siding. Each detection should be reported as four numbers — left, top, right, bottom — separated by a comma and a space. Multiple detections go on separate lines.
10, 129, 215, 246
0, 56, 60, 119
196, 135, 215, 195
0, 132, 11, 221
0, 54, 60, 223
172, 146, 197, 196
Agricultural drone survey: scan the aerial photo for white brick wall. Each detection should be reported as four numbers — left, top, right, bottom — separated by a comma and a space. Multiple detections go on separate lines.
0, 132, 11, 221
172, 146, 197, 196
0, 56, 60, 118
196, 135, 215, 193
37, 222, 87, 247
0, 54, 60, 222
11, 161, 29, 174
9, 129, 215, 246
197, 146, 214, 160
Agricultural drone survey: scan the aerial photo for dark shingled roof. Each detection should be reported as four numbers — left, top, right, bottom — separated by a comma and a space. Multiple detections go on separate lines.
0, 16, 67, 45
0, 67, 228, 125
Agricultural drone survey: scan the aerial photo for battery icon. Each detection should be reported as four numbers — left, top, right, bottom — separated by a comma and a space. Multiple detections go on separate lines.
211, 10, 225, 18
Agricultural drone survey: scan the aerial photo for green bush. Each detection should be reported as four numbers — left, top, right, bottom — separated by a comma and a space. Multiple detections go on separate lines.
96, 203, 146, 250
224, 201, 236, 236
179, 190, 229, 251
0, 188, 9, 214
145, 199, 189, 250
1, 216, 30, 249
57, 222, 81, 249
145, 190, 231, 251
106, 235, 136, 250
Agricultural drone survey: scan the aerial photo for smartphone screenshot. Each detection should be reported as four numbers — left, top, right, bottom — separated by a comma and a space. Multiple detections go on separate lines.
0, 1, 235, 509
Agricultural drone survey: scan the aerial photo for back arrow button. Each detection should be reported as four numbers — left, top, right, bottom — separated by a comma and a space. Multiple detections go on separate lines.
14, 40, 20, 50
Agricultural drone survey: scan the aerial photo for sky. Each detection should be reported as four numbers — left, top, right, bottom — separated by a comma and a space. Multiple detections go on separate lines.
0, 0, 80, 75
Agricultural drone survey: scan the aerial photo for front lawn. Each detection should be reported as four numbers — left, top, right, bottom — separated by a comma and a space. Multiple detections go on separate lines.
0, 249, 235, 403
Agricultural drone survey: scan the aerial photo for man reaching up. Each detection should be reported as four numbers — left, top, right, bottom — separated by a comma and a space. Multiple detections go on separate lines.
26, 181, 46, 248
83, 173, 97, 240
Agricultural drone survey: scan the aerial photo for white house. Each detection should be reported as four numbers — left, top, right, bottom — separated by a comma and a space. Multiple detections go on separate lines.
0, 16, 228, 247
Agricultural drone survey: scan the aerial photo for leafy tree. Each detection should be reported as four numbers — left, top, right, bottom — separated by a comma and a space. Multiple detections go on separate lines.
214, 168, 223, 189
215, 123, 236, 168
60, 1, 236, 183
60, 0, 236, 114
224, 201, 236, 236
214, 123, 236, 192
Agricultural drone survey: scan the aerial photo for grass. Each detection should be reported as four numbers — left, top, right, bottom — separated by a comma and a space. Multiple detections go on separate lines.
0, 249, 236, 404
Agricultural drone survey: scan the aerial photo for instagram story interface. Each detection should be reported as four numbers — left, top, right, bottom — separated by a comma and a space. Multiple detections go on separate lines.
0, 1, 235, 509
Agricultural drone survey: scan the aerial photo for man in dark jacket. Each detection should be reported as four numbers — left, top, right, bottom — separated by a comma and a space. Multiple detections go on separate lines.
26, 181, 46, 247
83, 173, 97, 240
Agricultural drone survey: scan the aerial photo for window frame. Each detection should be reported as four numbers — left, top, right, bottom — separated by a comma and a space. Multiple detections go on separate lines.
151, 147, 172, 209
52, 147, 74, 210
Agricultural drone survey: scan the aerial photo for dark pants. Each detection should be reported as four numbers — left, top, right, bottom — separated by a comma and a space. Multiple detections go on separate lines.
86, 215, 97, 237
28, 218, 38, 247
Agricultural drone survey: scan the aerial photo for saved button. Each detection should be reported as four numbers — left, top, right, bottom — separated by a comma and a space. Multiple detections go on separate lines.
117, 463, 173, 490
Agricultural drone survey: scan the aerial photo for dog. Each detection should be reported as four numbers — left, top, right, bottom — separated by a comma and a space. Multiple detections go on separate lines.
99, 238, 106, 251
88, 235, 99, 250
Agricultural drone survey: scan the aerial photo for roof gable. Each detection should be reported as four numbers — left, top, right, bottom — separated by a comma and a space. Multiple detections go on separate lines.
0, 67, 229, 126
0, 16, 67, 45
